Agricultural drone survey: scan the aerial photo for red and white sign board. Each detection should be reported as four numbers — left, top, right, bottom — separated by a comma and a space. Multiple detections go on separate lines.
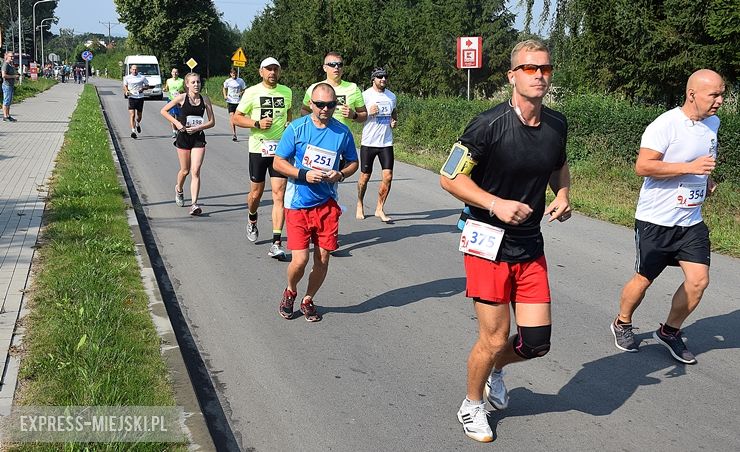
457, 36, 482, 69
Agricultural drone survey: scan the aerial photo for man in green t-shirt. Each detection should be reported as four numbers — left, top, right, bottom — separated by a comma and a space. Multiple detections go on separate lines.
162, 68, 185, 138
300, 52, 367, 127
233, 57, 293, 259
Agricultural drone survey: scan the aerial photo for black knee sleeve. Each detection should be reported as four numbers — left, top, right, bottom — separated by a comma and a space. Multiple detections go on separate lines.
512, 325, 551, 359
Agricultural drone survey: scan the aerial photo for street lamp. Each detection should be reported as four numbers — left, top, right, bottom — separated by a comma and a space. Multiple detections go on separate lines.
38, 17, 56, 67
33, 0, 56, 63
18, 0, 22, 84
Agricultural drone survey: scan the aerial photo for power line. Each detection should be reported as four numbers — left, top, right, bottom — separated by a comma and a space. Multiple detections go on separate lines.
99, 20, 119, 47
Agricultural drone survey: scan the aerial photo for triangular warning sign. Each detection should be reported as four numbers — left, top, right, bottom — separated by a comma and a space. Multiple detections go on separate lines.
231, 47, 247, 64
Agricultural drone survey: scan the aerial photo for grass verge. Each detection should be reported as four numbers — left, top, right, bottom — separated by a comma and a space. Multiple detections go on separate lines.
12, 78, 57, 104
12, 85, 183, 451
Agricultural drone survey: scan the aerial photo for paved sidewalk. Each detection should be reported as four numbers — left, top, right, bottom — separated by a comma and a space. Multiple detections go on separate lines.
0, 82, 83, 404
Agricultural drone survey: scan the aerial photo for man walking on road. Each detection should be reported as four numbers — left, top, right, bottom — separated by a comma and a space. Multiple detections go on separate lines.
273, 83, 358, 322
610, 69, 725, 365
233, 57, 293, 259
2, 51, 19, 122
223, 68, 246, 142
356, 67, 398, 222
440, 39, 571, 443
123, 64, 150, 139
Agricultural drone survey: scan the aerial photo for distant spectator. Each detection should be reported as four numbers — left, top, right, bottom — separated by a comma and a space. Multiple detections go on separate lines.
2, 51, 19, 122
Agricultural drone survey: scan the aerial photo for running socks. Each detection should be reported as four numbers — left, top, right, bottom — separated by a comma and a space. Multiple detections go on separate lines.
248, 211, 258, 222
661, 323, 679, 335
272, 230, 281, 244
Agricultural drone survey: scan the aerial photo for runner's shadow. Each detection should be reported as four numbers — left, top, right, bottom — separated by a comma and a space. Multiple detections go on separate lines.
322, 277, 465, 315
495, 309, 740, 420
385, 208, 461, 223
334, 222, 458, 255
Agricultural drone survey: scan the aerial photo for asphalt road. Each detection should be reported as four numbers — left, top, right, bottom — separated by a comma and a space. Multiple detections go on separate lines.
92, 77, 740, 451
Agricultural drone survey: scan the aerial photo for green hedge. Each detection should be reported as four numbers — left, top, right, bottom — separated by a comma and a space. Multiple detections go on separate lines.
392, 92, 740, 184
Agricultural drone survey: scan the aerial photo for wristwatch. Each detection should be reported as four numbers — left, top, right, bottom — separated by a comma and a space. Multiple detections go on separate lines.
254, 121, 261, 129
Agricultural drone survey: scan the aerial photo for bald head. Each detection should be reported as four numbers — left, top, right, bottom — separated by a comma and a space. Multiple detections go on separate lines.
312, 82, 336, 99
684, 69, 725, 120
687, 69, 724, 93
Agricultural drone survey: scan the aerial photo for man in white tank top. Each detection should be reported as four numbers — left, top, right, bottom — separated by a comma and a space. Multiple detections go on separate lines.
611, 69, 725, 365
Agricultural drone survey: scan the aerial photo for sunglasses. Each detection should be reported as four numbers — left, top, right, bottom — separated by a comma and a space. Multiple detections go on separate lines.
375, 75, 387, 79
312, 100, 338, 110
324, 61, 344, 68
512, 64, 554, 76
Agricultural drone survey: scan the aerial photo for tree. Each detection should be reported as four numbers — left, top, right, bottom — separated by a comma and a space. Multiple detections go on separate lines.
114, 0, 237, 75
531, 0, 739, 105
241, 0, 518, 97
1, 0, 58, 61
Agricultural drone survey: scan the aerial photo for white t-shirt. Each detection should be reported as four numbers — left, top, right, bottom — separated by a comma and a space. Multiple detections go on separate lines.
361, 88, 396, 147
123, 74, 149, 99
223, 77, 246, 104
635, 107, 720, 227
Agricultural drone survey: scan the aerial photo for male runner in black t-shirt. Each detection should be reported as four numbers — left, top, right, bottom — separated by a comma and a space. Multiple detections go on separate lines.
440, 39, 572, 443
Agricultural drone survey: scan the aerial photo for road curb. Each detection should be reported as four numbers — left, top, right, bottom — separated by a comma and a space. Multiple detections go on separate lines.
97, 87, 221, 451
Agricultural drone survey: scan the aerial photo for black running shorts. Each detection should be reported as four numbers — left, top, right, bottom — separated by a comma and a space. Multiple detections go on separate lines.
227, 102, 239, 113
360, 145, 394, 174
128, 97, 144, 111
249, 152, 286, 183
634, 219, 711, 281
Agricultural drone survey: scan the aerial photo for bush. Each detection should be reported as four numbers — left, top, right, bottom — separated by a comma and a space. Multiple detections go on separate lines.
391, 91, 740, 184
557, 94, 663, 164
394, 94, 494, 155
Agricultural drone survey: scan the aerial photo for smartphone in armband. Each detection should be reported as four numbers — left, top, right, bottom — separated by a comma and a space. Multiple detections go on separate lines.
440, 142, 475, 179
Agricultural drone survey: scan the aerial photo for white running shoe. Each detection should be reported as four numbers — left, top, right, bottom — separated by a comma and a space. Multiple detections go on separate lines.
457, 400, 493, 442
175, 187, 184, 207
485, 369, 509, 410
268, 242, 286, 259
246, 222, 258, 242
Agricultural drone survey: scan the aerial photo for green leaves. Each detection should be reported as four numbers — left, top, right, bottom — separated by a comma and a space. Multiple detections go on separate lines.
114, 0, 238, 73
241, 0, 518, 96
546, 0, 738, 105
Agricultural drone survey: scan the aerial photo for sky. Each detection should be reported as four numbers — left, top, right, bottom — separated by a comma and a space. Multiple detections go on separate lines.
51, 0, 543, 37
50, 0, 272, 36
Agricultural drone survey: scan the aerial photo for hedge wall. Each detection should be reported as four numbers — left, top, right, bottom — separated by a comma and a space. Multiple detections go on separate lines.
393, 93, 739, 184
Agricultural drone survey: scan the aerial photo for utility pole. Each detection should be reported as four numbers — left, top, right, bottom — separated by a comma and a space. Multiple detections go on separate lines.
99, 21, 119, 48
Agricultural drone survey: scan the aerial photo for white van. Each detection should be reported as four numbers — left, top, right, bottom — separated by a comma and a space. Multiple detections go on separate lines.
123, 55, 163, 100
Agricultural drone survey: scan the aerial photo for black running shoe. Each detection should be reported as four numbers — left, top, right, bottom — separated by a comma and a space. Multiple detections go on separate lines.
611, 319, 639, 352
653, 324, 697, 364
131, 132, 137, 139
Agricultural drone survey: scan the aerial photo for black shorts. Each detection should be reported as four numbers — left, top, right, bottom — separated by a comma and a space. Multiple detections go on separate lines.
227, 102, 239, 113
174, 131, 207, 150
634, 219, 711, 281
249, 152, 286, 183
128, 97, 144, 111
360, 145, 394, 174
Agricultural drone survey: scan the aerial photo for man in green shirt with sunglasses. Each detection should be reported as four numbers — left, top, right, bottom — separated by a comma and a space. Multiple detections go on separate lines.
301, 52, 367, 127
